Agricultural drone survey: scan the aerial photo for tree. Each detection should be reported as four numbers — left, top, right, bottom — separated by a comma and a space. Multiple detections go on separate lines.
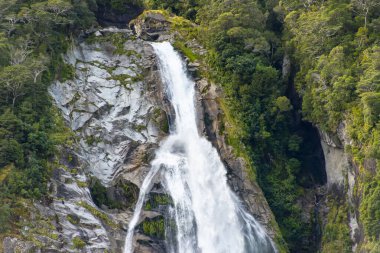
358, 46, 380, 93
45, 0, 72, 17
27, 56, 49, 83
9, 42, 32, 65
0, 64, 32, 108
352, 0, 380, 27
0, 0, 16, 19
0, 109, 24, 140
0, 139, 24, 167
276, 96, 293, 112
0, 33, 10, 66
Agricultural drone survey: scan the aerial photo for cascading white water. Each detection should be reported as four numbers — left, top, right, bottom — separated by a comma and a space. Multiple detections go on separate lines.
124, 42, 277, 253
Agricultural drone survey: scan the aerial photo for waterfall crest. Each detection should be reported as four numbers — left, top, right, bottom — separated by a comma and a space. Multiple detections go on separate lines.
124, 42, 277, 253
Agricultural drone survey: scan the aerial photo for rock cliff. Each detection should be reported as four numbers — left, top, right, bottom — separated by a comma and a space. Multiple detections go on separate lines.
2, 13, 283, 252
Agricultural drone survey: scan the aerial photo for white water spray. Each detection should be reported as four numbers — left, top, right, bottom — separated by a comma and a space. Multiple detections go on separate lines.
124, 42, 276, 253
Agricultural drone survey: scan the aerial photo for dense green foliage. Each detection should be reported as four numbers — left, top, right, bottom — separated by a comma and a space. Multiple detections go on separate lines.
282, 0, 380, 250
144, 0, 200, 20
90, 178, 120, 208
141, 217, 165, 239
322, 185, 352, 252
149, 0, 322, 251
147, 0, 380, 251
0, 0, 96, 233
284, 0, 380, 151
89, 178, 139, 209
195, 1, 315, 251
95, 0, 143, 14
360, 165, 380, 246
0, 0, 379, 251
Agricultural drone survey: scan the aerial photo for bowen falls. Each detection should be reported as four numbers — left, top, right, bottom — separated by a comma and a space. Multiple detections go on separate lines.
1, 1, 379, 253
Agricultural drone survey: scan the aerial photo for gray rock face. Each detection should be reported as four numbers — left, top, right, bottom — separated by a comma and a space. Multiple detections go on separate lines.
40, 167, 112, 252
3, 237, 39, 253
131, 12, 171, 41
319, 129, 350, 185
317, 127, 363, 250
50, 37, 166, 186
2, 30, 169, 253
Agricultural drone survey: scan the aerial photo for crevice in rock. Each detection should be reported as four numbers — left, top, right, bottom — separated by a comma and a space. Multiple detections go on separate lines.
284, 56, 328, 252
93, 2, 144, 28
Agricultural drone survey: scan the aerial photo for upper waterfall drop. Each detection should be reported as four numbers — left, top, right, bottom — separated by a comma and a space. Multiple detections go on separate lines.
124, 41, 277, 253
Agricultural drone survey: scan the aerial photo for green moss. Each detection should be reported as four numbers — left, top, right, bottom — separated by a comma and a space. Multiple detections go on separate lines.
133, 124, 147, 133
77, 201, 118, 228
60, 63, 76, 82
90, 178, 122, 209
137, 9, 171, 20
273, 234, 290, 253
76, 180, 88, 188
49, 107, 76, 146
152, 108, 169, 133
173, 41, 198, 62
107, 72, 144, 89
50, 233, 59, 240
72, 236, 86, 249
67, 214, 80, 225
144, 193, 172, 211
141, 217, 165, 239
85, 135, 102, 146
153, 194, 172, 205
160, 119, 169, 133
0, 164, 13, 183
85, 33, 141, 56
144, 201, 152, 211
218, 99, 256, 180
104, 69, 144, 90
121, 182, 139, 207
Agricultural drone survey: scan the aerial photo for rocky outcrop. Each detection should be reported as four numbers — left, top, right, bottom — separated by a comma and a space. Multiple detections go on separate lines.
317, 124, 363, 251
2, 29, 172, 253
130, 11, 172, 41
50, 34, 167, 186
47, 32, 171, 252
94, 2, 143, 27
319, 129, 350, 185
3, 237, 38, 253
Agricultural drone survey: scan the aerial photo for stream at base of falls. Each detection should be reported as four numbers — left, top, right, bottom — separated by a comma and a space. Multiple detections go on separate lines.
124, 41, 277, 253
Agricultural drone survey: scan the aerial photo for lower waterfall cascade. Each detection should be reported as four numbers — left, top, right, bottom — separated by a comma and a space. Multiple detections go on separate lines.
124, 41, 277, 253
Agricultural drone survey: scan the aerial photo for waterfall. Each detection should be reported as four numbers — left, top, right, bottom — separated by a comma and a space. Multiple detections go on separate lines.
124, 42, 277, 253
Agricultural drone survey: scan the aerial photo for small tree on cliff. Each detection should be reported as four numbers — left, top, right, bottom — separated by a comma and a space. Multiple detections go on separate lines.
0, 64, 32, 108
